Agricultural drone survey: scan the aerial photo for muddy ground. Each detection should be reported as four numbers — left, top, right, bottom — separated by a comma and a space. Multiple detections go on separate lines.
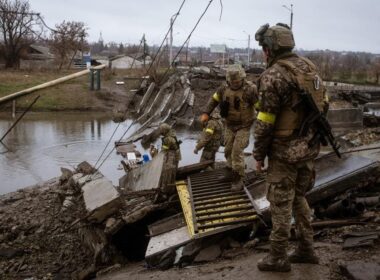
0, 165, 379, 280
1, 70, 380, 279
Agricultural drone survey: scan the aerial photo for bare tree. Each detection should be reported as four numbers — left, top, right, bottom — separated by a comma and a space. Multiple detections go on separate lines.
372, 57, 380, 85
0, 0, 40, 68
49, 21, 87, 70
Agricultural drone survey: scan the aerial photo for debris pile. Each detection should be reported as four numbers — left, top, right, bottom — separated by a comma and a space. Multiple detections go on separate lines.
2, 74, 380, 279
340, 128, 380, 147
0, 175, 93, 278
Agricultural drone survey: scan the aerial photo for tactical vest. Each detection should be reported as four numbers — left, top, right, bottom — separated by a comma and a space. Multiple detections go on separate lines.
272, 57, 325, 137
222, 85, 255, 127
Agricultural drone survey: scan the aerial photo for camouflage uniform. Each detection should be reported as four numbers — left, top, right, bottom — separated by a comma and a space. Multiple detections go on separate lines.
159, 123, 181, 193
160, 124, 181, 163
204, 66, 258, 186
195, 118, 223, 169
254, 23, 325, 271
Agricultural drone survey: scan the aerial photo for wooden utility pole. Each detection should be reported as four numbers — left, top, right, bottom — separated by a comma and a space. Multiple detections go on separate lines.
143, 34, 146, 68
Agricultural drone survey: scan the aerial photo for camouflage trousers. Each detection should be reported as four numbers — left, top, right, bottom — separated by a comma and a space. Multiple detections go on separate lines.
200, 146, 219, 169
160, 151, 179, 194
266, 158, 315, 256
224, 126, 250, 177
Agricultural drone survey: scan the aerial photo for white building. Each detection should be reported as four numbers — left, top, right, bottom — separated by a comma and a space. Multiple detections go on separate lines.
110, 55, 144, 69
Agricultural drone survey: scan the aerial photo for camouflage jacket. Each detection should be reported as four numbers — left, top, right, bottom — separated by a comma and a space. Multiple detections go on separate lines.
253, 52, 320, 163
204, 81, 258, 129
195, 118, 223, 151
161, 129, 182, 161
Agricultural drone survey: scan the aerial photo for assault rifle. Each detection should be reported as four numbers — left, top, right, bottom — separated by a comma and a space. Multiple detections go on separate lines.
298, 91, 341, 158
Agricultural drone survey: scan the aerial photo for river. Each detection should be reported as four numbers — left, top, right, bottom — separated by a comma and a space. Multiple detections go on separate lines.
1, 112, 244, 195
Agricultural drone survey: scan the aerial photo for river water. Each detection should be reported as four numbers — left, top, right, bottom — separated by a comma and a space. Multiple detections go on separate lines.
1, 112, 242, 195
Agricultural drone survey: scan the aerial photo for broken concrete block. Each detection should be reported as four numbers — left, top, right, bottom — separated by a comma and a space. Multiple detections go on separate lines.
343, 234, 378, 249
76, 161, 96, 175
122, 152, 165, 191
339, 261, 380, 280
104, 218, 124, 236
145, 226, 192, 267
194, 244, 222, 262
327, 108, 363, 130
82, 178, 121, 222
177, 240, 203, 265
61, 196, 74, 211
69, 173, 84, 188
77, 172, 103, 187
60, 168, 73, 184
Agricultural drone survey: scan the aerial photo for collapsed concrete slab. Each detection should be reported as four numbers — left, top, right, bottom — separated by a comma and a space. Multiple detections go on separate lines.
327, 108, 363, 130
82, 177, 121, 222
120, 152, 165, 191
246, 154, 379, 221
145, 226, 192, 267
339, 261, 380, 280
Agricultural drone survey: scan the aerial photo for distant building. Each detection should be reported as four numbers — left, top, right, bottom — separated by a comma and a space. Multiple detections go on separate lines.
20, 44, 55, 70
109, 55, 144, 69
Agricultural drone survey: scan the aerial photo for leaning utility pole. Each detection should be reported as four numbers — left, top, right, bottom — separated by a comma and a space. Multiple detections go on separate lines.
143, 34, 146, 68
169, 17, 174, 67
247, 34, 250, 65
243, 31, 251, 65
282, 4, 294, 30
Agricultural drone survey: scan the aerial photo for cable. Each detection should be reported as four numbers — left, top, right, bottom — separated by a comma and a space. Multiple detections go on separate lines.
0, 10, 59, 33
158, 0, 214, 85
95, 0, 216, 171
219, 0, 223, 21
93, 0, 187, 171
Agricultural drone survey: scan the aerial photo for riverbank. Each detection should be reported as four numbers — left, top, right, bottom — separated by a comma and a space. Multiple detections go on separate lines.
0, 69, 141, 112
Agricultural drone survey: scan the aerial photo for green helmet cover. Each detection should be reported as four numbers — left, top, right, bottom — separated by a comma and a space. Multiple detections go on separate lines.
226, 65, 246, 83
255, 23, 295, 51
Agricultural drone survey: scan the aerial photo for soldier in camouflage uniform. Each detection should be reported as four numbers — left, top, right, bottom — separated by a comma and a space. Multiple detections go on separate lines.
159, 123, 182, 193
254, 23, 328, 272
159, 123, 181, 164
201, 65, 258, 191
194, 112, 223, 169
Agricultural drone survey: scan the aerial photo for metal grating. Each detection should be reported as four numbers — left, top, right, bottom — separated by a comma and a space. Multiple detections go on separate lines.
176, 169, 258, 238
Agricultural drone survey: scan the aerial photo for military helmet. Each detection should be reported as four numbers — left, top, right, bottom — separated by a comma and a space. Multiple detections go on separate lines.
159, 123, 171, 135
255, 23, 295, 51
210, 110, 221, 119
226, 65, 246, 83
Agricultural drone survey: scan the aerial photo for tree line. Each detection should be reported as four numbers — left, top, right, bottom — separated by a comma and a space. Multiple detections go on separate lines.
0, 0, 87, 69
1, 0, 379, 85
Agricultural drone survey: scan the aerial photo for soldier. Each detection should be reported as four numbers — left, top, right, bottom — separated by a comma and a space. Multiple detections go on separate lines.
254, 23, 328, 272
201, 65, 258, 191
159, 123, 181, 166
159, 123, 181, 193
194, 111, 223, 169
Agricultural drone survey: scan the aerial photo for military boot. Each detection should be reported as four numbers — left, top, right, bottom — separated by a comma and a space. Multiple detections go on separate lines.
218, 166, 233, 181
288, 247, 319, 264
230, 171, 244, 192
257, 252, 291, 272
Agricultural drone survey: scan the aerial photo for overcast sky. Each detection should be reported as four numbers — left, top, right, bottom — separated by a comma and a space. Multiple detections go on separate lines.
30, 0, 380, 53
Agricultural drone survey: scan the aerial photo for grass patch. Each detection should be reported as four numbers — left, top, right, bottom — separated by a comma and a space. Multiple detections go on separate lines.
0, 70, 102, 111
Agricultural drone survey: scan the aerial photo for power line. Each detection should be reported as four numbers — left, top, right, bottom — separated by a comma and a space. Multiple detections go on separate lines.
159, 0, 214, 84
92, 0, 187, 171
94, 0, 215, 172
0, 9, 59, 33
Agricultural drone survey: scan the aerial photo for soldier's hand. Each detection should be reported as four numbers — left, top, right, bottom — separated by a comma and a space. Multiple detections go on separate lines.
193, 149, 198, 155
256, 160, 265, 172
200, 113, 209, 123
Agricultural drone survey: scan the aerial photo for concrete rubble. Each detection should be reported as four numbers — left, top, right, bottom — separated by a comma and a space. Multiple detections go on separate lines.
1, 70, 380, 279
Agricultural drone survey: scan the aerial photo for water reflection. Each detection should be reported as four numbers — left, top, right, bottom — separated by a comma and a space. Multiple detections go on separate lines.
0, 112, 255, 195
0, 112, 136, 194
